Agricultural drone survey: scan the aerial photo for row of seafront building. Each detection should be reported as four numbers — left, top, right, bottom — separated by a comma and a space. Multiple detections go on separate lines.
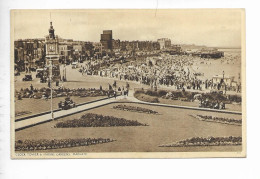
14, 23, 223, 73
14, 38, 93, 72
14, 36, 173, 72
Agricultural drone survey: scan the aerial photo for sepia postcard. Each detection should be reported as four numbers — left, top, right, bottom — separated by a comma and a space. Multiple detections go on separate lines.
10, 9, 246, 158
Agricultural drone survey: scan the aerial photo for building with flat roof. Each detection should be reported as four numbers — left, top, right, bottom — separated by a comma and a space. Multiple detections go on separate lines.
157, 38, 171, 49
100, 30, 113, 50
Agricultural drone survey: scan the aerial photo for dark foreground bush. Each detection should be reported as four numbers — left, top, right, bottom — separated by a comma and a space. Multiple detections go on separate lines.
157, 90, 167, 97
55, 113, 147, 128
134, 89, 145, 95
145, 90, 158, 96
228, 95, 242, 103
202, 93, 241, 103
15, 138, 115, 151
202, 93, 227, 102
134, 88, 242, 105
136, 93, 159, 103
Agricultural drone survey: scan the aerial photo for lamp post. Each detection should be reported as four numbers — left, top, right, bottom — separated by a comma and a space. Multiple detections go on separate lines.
222, 70, 226, 94
64, 64, 67, 81
49, 57, 54, 121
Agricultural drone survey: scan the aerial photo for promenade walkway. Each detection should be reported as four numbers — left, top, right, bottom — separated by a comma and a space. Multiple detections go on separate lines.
15, 90, 242, 131
15, 96, 124, 131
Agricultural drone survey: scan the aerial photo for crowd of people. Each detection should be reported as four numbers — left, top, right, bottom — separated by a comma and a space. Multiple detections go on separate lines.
160, 136, 242, 147
54, 113, 147, 128
113, 104, 158, 114
16, 84, 108, 100
79, 54, 202, 90
15, 138, 115, 151
199, 99, 226, 109
134, 89, 238, 108
195, 115, 242, 125
78, 53, 241, 93
106, 81, 130, 99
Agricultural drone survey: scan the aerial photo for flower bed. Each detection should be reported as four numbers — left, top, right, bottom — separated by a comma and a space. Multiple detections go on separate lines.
192, 115, 242, 126
134, 91, 159, 103
54, 113, 147, 128
134, 89, 241, 104
15, 138, 115, 151
113, 105, 158, 114
159, 136, 242, 147
16, 87, 107, 99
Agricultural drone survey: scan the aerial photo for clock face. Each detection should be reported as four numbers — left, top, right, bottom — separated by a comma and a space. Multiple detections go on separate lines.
49, 44, 55, 52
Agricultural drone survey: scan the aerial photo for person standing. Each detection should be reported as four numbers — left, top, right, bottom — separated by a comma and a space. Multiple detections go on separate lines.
109, 84, 112, 91
113, 80, 117, 90
30, 84, 34, 91
122, 86, 125, 97
114, 90, 117, 99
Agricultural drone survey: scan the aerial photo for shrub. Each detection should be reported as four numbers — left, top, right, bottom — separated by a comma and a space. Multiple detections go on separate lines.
113, 105, 158, 114
228, 95, 242, 103
134, 89, 145, 95
202, 93, 226, 101
171, 91, 183, 98
158, 90, 167, 97
140, 94, 159, 103
134, 91, 159, 103
150, 97, 159, 103
55, 113, 147, 128
145, 89, 158, 96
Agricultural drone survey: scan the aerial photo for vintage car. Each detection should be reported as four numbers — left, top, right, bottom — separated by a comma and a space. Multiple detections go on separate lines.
40, 76, 47, 83
22, 74, 32, 81
36, 68, 44, 78
78, 68, 84, 73
72, 62, 79, 69
107, 90, 114, 98
58, 97, 76, 110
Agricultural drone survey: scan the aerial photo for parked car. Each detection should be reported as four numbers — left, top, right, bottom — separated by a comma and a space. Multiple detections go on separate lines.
36, 68, 44, 78
22, 74, 32, 81
40, 76, 47, 83
58, 97, 76, 110
72, 62, 79, 69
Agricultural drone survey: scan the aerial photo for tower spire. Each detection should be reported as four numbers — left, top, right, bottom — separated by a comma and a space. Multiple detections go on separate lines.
48, 13, 55, 39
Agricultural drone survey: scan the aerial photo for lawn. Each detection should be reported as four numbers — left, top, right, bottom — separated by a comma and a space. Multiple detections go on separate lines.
15, 102, 242, 152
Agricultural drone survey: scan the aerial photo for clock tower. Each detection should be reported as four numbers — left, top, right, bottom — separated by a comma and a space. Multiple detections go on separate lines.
45, 21, 60, 82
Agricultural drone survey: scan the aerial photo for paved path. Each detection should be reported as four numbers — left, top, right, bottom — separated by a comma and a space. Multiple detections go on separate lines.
124, 97, 242, 115
122, 91, 241, 115
15, 90, 241, 131
15, 96, 124, 131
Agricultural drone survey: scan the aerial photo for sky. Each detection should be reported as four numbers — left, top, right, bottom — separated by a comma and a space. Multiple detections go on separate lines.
12, 9, 243, 47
